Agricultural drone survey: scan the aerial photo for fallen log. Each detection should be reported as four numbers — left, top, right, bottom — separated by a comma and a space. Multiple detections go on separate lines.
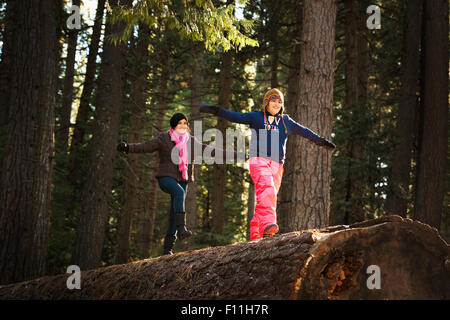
0, 215, 448, 299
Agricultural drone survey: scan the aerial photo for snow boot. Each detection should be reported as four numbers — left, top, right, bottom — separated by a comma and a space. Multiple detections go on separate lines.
175, 212, 192, 241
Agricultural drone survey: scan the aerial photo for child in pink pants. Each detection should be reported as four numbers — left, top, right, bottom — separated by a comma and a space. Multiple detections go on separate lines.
249, 157, 283, 239
200, 88, 335, 239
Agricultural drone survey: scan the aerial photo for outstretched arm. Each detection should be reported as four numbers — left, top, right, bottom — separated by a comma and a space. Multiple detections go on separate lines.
200, 104, 254, 125
118, 134, 161, 154
285, 115, 336, 150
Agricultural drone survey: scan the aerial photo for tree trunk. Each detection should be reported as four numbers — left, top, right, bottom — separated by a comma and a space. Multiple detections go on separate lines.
413, 0, 448, 230
115, 24, 150, 264
57, 0, 81, 152
0, 0, 15, 129
0, 0, 57, 285
72, 0, 131, 270
386, 0, 422, 217
68, 0, 106, 183
355, 0, 370, 216
1, 215, 448, 300
279, 0, 336, 231
342, 0, 366, 224
278, 2, 301, 232
211, 51, 232, 235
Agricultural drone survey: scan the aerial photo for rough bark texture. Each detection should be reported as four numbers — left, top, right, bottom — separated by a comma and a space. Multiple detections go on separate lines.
0, 0, 15, 128
1, 215, 448, 299
0, 0, 57, 285
278, 3, 302, 232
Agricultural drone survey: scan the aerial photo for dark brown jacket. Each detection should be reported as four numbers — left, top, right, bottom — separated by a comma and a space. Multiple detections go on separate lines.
128, 132, 237, 183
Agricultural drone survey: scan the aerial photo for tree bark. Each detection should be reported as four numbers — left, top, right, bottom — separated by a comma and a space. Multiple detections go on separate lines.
279, 0, 336, 231
413, 0, 448, 230
385, 0, 422, 217
211, 51, 233, 235
72, 0, 131, 270
0, 0, 57, 285
1, 215, 448, 299
278, 2, 301, 232
0, 0, 15, 129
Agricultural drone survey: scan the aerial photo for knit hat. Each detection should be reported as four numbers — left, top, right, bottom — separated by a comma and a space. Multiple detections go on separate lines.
261, 88, 285, 114
170, 113, 188, 129
261, 88, 287, 133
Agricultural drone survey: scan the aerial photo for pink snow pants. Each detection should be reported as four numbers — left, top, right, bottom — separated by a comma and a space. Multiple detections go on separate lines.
249, 157, 284, 240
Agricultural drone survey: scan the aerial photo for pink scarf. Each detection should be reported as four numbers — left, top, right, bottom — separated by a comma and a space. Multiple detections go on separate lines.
169, 128, 190, 180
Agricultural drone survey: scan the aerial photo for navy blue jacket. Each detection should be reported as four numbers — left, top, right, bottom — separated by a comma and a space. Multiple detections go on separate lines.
218, 109, 324, 164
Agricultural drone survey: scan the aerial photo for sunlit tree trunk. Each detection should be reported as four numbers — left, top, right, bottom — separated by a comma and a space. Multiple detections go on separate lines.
280, 0, 336, 231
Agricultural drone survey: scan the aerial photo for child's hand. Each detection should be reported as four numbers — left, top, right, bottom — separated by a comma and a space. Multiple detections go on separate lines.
117, 141, 129, 153
319, 138, 336, 150
200, 104, 221, 115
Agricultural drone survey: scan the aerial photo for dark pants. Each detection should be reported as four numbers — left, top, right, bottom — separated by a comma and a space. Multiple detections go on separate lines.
157, 176, 188, 236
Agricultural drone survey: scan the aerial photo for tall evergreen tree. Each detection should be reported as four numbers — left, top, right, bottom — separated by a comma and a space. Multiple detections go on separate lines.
0, 0, 58, 284
72, 0, 132, 270
386, 0, 423, 217
413, 0, 448, 230
211, 51, 233, 235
